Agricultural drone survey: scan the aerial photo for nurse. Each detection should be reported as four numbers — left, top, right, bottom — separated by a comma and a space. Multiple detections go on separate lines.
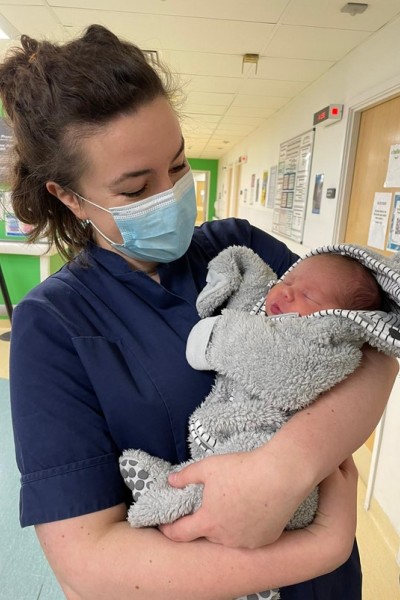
3, 24, 396, 600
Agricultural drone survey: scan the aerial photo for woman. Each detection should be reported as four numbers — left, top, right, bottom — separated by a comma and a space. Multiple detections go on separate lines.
3, 25, 396, 599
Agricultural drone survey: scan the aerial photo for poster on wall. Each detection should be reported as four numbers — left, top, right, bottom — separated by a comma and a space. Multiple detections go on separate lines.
0, 189, 34, 240
387, 193, 400, 252
0, 119, 13, 183
367, 192, 391, 250
272, 129, 315, 243
312, 173, 324, 214
260, 171, 268, 206
384, 144, 400, 188
249, 174, 256, 205
266, 165, 277, 209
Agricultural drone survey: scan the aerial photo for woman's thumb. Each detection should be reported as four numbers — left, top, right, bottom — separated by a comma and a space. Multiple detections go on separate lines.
168, 462, 203, 488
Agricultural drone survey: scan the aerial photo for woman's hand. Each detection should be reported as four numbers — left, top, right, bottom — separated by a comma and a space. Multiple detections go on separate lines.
160, 453, 358, 572
161, 349, 396, 549
160, 447, 313, 548
305, 457, 358, 561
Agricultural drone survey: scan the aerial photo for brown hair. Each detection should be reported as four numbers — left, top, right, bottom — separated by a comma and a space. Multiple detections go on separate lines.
0, 25, 177, 260
314, 254, 382, 311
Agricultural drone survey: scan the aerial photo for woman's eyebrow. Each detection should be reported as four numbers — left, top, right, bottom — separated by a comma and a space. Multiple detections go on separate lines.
108, 138, 185, 189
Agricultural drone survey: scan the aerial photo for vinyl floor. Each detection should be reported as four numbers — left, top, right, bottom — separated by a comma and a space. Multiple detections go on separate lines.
0, 320, 399, 599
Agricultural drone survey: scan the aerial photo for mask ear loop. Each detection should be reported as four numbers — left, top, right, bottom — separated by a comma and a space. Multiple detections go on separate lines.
70, 189, 119, 248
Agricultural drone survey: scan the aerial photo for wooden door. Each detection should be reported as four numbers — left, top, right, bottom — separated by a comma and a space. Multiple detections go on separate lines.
344, 94, 400, 451
195, 180, 206, 225
345, 94, 400, 254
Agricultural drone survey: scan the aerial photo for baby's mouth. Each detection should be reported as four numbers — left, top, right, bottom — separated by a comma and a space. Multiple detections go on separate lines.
270, 303, 282, 315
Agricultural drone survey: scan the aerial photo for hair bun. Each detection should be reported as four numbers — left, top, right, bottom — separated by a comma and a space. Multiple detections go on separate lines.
20, 34, 39, 62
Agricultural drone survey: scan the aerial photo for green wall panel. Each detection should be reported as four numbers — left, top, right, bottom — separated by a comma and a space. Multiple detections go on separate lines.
0, 252, 66, 309
0, 254, 40, 305
188, 158, 219, 221
50, 253, 66, 274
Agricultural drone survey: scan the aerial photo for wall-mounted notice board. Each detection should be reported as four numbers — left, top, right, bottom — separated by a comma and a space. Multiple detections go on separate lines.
272, 128, 314, 243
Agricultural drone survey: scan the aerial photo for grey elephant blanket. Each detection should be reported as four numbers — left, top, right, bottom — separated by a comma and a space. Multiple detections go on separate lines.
120, 244, 400, 600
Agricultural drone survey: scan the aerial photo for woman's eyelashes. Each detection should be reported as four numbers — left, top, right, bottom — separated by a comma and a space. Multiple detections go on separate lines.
120, 162, 188, 199
169, 160, 187, 174
121, 186, 148, 199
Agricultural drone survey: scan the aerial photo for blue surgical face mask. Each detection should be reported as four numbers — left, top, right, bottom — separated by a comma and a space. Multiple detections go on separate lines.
73, 169, 197, 263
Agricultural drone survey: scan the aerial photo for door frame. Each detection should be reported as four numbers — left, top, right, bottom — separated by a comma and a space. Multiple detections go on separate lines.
333, 81, 400, 520
333, 82, 400, 244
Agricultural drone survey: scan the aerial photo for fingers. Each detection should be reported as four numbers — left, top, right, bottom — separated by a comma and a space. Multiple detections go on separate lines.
317, 456, 358, 527
338, 456, 358, 479
159, 511, 207, 543
168, 461, 205, 488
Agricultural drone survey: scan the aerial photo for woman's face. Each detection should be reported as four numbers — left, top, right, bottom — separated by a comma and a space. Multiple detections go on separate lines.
55, 96, 190, 268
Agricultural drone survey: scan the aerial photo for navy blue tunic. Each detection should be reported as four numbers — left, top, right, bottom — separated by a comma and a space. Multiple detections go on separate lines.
9, 218, 361, 599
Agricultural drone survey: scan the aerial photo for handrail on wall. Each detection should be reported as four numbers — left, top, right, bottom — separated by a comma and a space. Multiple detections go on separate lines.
0, 264, 12, 341
0, 264, 12, 320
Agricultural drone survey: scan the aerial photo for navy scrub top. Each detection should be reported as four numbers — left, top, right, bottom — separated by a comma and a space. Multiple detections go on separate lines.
10, 218, 361, 599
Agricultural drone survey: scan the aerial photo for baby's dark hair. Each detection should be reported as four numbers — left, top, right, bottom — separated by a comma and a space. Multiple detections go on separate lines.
0, 25, 177, 260
316, 254, 382, 311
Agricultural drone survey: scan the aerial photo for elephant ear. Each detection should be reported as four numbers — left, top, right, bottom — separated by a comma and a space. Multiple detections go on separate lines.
196, 246, 277, 317
290, 244, 400, 357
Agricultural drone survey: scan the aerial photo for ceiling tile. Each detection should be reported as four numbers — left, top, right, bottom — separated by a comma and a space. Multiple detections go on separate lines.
225, 106, 277, 119
182, 75, 242, 94
232, 94, 288, 109
236, 78, 308, 97
53, 8, 275, 54
0, 5, 65, 38
254, 56, 334, 81
183, 114, 222, 125
283, 0, 400, 31
182, 104, 226, 116
49, 0, 289, 22
164, 50, 247, 78
265, 24, 370, 61
186, 92, 234, 107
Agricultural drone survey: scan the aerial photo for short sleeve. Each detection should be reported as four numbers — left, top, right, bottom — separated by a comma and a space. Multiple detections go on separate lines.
10, 300, 126, 526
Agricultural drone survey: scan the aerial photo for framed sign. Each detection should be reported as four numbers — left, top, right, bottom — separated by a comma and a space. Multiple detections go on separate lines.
272, 129, 315, 243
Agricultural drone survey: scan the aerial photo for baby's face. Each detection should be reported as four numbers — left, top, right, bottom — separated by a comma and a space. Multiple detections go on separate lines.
265, 256, 345, 317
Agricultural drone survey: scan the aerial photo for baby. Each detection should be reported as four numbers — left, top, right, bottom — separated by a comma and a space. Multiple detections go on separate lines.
265, 252, 381, 317
120, 245, 397, 600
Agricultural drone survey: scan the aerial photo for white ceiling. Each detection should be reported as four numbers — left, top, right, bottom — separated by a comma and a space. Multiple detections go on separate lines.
0, 0, 399, 159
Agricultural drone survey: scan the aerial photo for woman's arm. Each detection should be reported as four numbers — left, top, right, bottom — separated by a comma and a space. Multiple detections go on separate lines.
36, 459, 357, 600
161, 347, 398, 547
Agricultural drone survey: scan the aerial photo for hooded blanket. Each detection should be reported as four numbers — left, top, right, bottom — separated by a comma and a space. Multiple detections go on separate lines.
120, 244, 400, 600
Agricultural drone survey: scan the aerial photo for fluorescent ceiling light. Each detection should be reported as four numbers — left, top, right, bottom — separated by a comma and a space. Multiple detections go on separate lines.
0, 14, 20, 40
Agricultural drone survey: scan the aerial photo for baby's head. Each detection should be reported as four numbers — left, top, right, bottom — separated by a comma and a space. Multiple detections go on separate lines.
265, 253, 382, 317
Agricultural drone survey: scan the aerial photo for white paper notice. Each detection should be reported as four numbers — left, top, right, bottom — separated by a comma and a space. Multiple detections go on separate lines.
367, 192, 391, 249
384, 144, 400, 187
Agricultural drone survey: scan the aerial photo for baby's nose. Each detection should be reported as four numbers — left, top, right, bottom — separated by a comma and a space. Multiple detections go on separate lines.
283, 286, 295, 301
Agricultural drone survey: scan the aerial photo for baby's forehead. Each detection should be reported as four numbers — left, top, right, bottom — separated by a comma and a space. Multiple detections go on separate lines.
294, 254, 350, 274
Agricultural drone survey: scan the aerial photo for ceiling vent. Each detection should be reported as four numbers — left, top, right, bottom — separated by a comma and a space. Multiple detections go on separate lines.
242, 53, 259, 74
341, 3, 368, 16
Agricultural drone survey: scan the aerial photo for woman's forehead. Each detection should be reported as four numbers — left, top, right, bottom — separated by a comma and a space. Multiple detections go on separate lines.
78, 98, 183, 181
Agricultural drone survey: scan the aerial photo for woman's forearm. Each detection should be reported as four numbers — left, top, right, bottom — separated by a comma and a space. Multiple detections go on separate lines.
37, 463, 356, 600
265, 347, 398, 490
161, 348, 397, 549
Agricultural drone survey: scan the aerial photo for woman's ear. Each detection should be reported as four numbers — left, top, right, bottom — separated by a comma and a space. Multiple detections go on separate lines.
46, 181, 87, 220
